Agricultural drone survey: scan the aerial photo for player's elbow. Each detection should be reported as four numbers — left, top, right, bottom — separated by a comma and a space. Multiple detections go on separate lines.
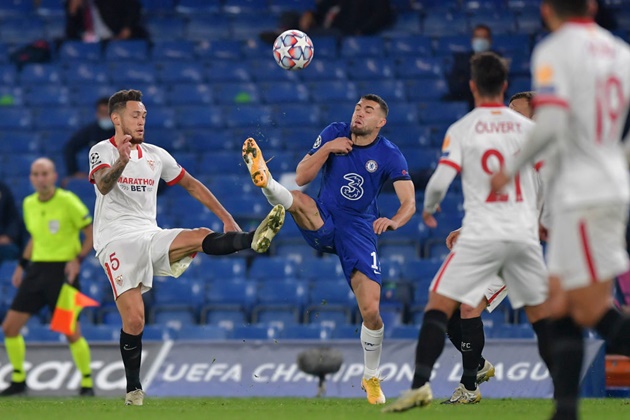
294, 172, 311, 187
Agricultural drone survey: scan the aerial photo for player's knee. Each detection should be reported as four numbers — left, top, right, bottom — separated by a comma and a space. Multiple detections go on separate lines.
460, 303, 482, 318
123, 313, 145, 335
1, 321, 19, 337
569, 306, 598, 328
359, 306, 381, 329
194, 227, 212, 238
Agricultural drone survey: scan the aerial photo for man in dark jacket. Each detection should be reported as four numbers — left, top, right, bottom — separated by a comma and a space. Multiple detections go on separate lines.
0, 182, 23, 265
65, 0, 148, 41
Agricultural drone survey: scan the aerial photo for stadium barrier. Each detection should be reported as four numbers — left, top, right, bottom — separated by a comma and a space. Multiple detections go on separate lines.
0, 339, 604, 398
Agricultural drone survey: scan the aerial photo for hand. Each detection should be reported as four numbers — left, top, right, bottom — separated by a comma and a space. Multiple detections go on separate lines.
223, 217, 242, 233
116, 27, 132, 40
65, 259, 81, 284
539, 223, 549, 242
373, 217, 399, 235
446, 229, 461, 250
117, 135, 132, 165
11, 266, 23, 288
324, 137, 353, 155
422, 210, 438, 228
490, 170, 510, 193
0, 234, 12, 245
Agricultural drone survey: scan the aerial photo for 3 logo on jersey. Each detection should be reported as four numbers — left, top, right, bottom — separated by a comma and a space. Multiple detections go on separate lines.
340, 173, 364, 201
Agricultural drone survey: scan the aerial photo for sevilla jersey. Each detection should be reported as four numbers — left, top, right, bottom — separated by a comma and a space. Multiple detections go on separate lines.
440, 105, 539, 244
532, 20, 630, 209
88, 137, 185, 252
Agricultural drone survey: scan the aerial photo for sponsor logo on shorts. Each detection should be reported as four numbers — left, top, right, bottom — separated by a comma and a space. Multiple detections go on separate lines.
365, 160, 378, 173
115, 275, 124, 286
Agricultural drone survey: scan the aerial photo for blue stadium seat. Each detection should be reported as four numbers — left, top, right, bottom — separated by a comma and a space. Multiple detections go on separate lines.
380, 258, 403, 282
387, 34, 432, 57
158, 61, 205, 83
395, 57, 444, 79
152, 277, 205, 309
63, 63, 109, 85
469, 12, 517, 35
404, 78, 448, 101
206, 280, 257, 310
274, 243, 315, 263
146, 16, 186, 41
418, 101, 468, 124
252, 306, 300, 327
0, 19, 44, 43
186, 16, 231, 41
143, 106, 175, 129
59, 41, 102, 62
493, 34, 531, 56
176, 0, 221, 13
356, 79, 406, 101
22, 326, 64, 343
143, 325, 176, 341
298, 258, 343, 281
249, 59, 300, 82
347, 58, 395, 81
507, 77, 532, 97
249, 257, 296, 281
153, 309, 197, 330
202, 308, 247, 330
193, 257, 247, 282
506, 54, 531, 77
341, 36, 385, 57
423, 12, 469, 36
177, 325, 226, 340
401, 258, 442, 284
309, 81, 358, 102
70, 85, 114, 105
33, 107, 79, 129
0, 64, 16, 84
434, 35, 471, 54
241, 37, 271, 58
269, 0, 315, 13
24, 86, 69, 106
231, 325, 278, 340
318, 101, 355, 123
385, 11, 421, 35
271, 103, 319, 127
389, 325, 419, 339
425, 242, 451, 260
19, 64, 61, 85
256, 280, 307, 307
105, 40, 149, 61
224, 0, 269, 13
81, 325, 119, 341
484, 308, 508, 329
196, 39, 243, 61
308, 280, 354, 307
331, 324, 361, 339
0, 0, 34, 15
108, 62, 157, 84
490, 324, 535, 339
299, 59, 346, 81
380, 124, 432, 148
304, 307, 351, 327
380, 244, 419, 263
281, 324, 332, 340
139, 0, 176, 13
516, 9, 543, 34
400, 148, 439, 171
224, 104, 273, 128
260, 82, 309, 104
213, 82, 260, 104
152, 41, 196, 61
80, 280, 107, 306
0, 131, 40, 153
377, 193, 403, 218
386, 103, 419, 125
175, 105, 223, 129
307, 35, 337, 58
198, 150, 249, 176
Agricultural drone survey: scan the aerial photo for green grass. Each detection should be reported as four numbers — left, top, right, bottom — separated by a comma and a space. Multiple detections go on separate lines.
0, 398, 628, 420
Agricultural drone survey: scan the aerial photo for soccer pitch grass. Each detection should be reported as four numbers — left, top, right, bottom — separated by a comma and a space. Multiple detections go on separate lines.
0, 398, 629, 420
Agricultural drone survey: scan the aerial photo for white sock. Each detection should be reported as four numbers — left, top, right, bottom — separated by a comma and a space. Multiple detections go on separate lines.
262, 175, 294, 209
361, 323, 384, 379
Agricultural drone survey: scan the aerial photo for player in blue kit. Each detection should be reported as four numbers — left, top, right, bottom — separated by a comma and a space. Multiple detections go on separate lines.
242, 94, 416, 405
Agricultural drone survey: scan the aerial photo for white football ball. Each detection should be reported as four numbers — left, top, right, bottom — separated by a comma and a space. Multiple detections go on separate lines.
273, 29, 314, 71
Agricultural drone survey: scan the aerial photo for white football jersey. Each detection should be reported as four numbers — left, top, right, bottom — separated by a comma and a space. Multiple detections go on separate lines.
532, 20, 630, 210
440, 105, 539, 244
88, 138, 185, 252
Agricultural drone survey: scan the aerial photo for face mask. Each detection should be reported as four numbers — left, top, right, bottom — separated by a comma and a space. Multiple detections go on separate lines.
98, 117, 114, 130
471, 38, 491, 53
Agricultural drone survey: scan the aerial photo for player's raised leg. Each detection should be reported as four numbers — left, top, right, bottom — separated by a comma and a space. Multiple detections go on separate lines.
0, 310, 31, 396
352, 271, 386, 404
115, 286, 146, 406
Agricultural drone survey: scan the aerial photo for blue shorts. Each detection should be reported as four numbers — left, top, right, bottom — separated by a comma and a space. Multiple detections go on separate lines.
297, 200, 382, 285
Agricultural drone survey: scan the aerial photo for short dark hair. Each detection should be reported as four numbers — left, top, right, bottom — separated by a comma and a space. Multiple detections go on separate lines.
470, 52, 508, 98
473, 24, 492, 38
361, 94, 389, 117
509, 91, 534, 105
109, 89, 143, 115
542, 0, 589, 18
96, 97, 109, 108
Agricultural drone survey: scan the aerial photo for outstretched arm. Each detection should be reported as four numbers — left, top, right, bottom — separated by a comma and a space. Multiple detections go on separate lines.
423, 164, 458, 227
177, 172, 240, 232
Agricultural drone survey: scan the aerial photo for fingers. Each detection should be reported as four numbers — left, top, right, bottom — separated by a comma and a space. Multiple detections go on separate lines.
121, 134, 132, 144
422, 211, 437, 228
373, 218, 391, 235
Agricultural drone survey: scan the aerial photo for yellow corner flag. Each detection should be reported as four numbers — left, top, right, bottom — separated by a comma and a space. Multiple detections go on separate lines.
50, 284, 99, 335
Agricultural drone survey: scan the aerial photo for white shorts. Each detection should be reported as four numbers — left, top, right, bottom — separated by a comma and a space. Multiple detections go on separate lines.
97, 228, 194, 299
547, 203, 629, 291
429, 240, 547, 309
484, 276, 507, 313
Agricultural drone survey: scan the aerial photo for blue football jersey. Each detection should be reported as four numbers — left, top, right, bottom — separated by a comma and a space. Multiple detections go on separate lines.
308, 122, 411, 221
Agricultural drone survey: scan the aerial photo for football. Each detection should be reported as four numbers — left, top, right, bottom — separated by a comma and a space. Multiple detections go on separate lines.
272, 29, 314, 71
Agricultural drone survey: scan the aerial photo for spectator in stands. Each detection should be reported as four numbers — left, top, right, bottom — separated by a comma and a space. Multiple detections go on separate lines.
261, 0, 394, 43
0, 181, 23, 265
445, 24, 496, 110
63, 97, 114, 183
65, 0, 148, 42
